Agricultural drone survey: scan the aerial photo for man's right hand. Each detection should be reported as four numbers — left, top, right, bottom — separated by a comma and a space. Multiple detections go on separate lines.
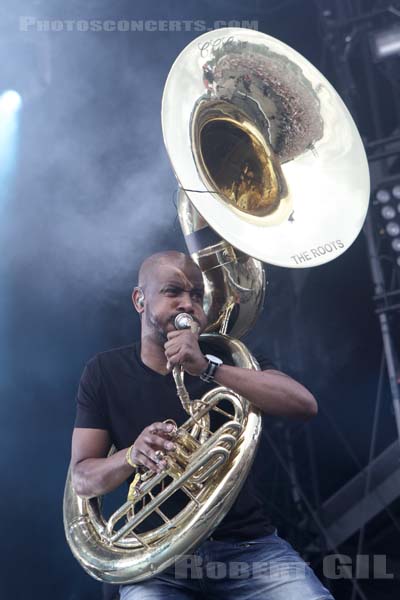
128, 422, 177, 473
71, 422, 178, 498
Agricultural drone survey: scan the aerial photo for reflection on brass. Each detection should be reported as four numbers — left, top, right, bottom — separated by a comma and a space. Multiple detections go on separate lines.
200, 117, 283, 216
178, 189, 266, 338
191, 100, 288, 219
209, 41, 324, 163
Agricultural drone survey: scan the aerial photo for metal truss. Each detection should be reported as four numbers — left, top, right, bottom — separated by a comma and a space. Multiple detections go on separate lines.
263, 2, 400, 599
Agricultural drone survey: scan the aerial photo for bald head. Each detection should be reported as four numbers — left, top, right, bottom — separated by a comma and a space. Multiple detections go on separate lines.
138, 251, 202, 291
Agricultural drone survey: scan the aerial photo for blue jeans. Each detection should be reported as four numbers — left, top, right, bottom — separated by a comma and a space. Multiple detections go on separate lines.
119, 530, 334, 599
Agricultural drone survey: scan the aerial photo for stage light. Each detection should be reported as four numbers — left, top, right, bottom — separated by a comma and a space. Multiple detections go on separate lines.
376, 189, 391, 203
381, 205, 396, 220
373, 180, 400, 268
393, 185, 400, 200
370, 25, 400, 62
392, 238, 400, 253
386, 222, 400, 237
0, 90, 22, 113
0, 90, 22, 208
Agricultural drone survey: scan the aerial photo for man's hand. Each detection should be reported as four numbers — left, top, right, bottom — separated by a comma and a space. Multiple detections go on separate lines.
164, 329, 208, 376
128, 422, 177, 473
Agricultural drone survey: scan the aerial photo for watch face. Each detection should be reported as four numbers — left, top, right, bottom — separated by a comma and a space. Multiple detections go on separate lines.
205, 354, 223, 366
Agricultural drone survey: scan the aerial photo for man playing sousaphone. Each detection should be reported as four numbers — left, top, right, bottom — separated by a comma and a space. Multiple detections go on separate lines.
70, 250, 334, 600
66, 20, 370, 599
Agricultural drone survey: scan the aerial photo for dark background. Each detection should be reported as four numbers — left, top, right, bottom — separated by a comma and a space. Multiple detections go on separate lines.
0, 1, 399, 598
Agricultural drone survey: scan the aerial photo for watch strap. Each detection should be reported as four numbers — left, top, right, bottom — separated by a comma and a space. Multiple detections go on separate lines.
200, 357, 221, 383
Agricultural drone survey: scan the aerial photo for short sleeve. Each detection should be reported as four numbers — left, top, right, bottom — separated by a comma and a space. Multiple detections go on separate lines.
74, 357, 108, 429
252, 352, 276, 371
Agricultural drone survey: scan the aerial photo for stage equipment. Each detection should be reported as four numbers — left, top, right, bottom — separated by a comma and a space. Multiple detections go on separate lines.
373, 179, 400, 267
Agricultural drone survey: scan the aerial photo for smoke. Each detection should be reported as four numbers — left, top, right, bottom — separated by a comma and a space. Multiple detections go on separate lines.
1, 19, 182, 318
0, 16, 185, 595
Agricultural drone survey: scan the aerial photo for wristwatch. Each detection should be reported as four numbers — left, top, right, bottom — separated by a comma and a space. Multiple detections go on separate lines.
200, 354, 223, 383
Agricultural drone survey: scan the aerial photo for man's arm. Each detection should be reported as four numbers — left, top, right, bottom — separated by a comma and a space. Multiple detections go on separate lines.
212, 365, 318, 419
71, 428, 135, 498
164, 330, 318, 419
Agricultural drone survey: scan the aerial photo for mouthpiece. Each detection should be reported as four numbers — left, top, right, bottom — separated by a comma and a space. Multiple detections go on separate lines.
174, 313, 194, 330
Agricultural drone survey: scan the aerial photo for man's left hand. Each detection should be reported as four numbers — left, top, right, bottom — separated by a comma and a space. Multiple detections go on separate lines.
164, 330, 208, 376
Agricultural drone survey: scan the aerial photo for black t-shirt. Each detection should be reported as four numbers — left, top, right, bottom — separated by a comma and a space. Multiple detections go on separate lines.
74, 340, 275, 540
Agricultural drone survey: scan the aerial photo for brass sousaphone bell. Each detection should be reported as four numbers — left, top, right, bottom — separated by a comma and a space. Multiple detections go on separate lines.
163, 28, 369, 273
63, 28, 370, 584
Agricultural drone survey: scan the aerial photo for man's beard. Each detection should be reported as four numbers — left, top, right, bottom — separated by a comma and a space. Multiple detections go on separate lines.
145, 310, 201, 343
145, 310, 171, 343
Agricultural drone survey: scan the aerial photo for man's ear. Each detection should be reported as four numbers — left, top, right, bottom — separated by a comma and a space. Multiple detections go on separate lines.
132, 287, 145, 313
